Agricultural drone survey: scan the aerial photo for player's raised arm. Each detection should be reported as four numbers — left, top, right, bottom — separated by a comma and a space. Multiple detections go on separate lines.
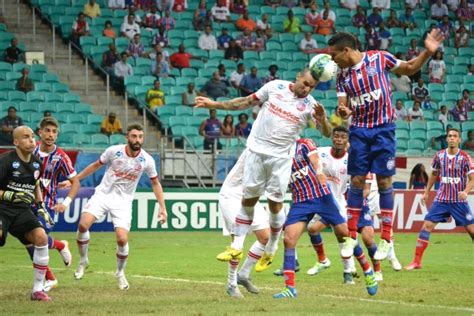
194, 94, 261, 111
312, 102, 332, 138
76, 160, 104, 181
150, 177, 167, 224
394, 28, 445, 76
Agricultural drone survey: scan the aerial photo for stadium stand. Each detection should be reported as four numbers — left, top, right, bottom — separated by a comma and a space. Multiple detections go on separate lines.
5, 0, 472, 160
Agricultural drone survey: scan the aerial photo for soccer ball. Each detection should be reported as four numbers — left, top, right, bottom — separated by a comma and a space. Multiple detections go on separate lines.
309, 54, 337, 82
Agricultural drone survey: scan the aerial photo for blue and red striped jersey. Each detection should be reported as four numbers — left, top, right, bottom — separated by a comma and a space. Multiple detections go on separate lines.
431, 149, 474, 203
336, 50, 401, 128
290, 138, 331, 203
34, 144, 77, 209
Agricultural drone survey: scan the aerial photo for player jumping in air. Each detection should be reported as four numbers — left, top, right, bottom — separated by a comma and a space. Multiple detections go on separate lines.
196, 69, 352, 272
26, 117, 81, 292
219, 148, 271, 298
273, 138, 377, 299
328, 29, 445, 260
72, 123, 167, 289
406, 129, 474, 270
0, 126, 51, 301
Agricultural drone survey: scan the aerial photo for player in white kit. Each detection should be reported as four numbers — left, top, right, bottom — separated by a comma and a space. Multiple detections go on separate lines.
364, 174, 402, 272
72, 124, 167, 289
219, 148, 271, 298
196, 70, 352, 271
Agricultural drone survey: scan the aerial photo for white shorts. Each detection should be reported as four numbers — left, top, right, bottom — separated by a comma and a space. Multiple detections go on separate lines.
82, 192, 132, 231
219, 149, 270, 236
242, 150, 293, 203
220, 197, 270, 236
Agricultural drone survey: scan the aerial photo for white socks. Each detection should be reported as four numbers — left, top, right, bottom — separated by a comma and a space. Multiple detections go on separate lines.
116, 243, 129, 276
264, 211, 285, 255
76, 230, 90, 265
32, 245, 49, 293
238, 241, 265, 279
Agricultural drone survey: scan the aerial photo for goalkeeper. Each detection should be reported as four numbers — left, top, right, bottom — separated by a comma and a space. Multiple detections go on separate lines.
0, 126, 52, 301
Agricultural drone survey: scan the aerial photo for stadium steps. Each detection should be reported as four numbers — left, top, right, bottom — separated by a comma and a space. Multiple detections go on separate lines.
3, 0, 160, 149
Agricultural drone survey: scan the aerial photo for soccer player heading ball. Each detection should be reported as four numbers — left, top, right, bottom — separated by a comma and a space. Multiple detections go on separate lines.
195, 67, 344, 273
328, 29, 445, 260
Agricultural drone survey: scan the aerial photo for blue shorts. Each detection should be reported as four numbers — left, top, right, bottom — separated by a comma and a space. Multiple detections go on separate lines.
348, 123, 396, 177
285, 194, 345, 227
357, 205, 374, 231
425, 202, 474, 227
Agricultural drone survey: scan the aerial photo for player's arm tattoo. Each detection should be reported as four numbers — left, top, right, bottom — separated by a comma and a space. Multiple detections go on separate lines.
214, 95, 260, 110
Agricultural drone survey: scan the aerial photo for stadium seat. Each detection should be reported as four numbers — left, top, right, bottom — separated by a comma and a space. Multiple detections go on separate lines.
407, 139, 425, 150
395, 129, 409, 140
61, 123, 79, 134
175, 106, 193, 116
56, 103, 75, 114
90, 133, 109, 145
5, 71, 21, 81
410, 121, 426, 132
0, 81, 16, 91
34, 82, 52, 92
396, 120, 409, 131
26, 91, 45, 102
42, 73, 60, 83
303, 129, 322, 139
405, 149, 423, 156
462, 121, 474, 132
109, 134, 126, 145
410, 130, 426, 141
74, 103, 93, 114
426, 121, 444, 132
169, 116, 186, 127
87, 114, 104, 125
38, 102, 57, 113
63, 93, 81, 103
19, 102, 39, 113
185, 116, 202, 127
318, 138, 332, 147
8, 91, 26, 101
31, 64, 48, 74
79, 124, 99, 135
73, 134, 91, 145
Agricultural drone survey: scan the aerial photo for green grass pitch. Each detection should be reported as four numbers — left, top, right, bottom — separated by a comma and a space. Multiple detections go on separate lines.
0, 232, 473, 315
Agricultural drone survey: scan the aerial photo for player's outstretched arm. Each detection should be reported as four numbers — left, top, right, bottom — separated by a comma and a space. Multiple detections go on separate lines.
53, 175, 81, 213
422, 170, 439, 206
151, 177, 167, 225
313, 102, 333, 138
459, 173, 474, 201
394, 28, 445, 76
194, 95, 260, 111
77, 160, 104, 181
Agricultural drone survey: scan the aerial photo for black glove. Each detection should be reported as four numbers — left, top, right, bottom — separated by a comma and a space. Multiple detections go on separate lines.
36, 202, 55, 228
2, 191, 35, 204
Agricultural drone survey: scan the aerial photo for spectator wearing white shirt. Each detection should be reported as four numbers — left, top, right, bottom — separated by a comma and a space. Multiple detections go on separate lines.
300, 32, 318, 54
198, 25, 218, 50
230, 63, 245, 90
405, 0, 420, 9
121, 14, 140, 40
257, 13, 271, 30
394, 99, 409, 121
371, 0, 390, 10
391, 73, 411, 94
408, 101, 424, 121
122, 6, 142, 24
438, 105, 449, 127
431, 0, 449, 21
211, 0, 230, 23
319, 2, 336, 22
108, 0, 124, 9
428, 51, 446, 83
113, 53, 133, 93
340, 0, 359, 10
447, 0, 460, 11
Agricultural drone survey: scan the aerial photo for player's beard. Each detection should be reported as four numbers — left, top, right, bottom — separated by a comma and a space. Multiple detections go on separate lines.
128, 141, 142, 152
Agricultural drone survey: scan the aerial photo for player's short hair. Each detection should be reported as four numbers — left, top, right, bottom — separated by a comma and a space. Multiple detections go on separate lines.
448, 128, 460, 136
328, 32, 358, 50
39, 117, 59, 129
333, 125, 349, 135
127, 123, 143, 133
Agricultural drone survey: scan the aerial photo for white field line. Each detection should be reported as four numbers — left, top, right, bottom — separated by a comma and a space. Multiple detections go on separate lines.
1, 265, 473, 313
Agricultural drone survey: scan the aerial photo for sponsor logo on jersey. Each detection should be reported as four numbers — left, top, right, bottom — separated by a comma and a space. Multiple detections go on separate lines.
12, 171, 21, 177
33, 162, 40, 169
115, 151, 123, 157
350, 89, 382, 107
137, 156, 145, 163
12, 161, 20, 169
366, 66, 377, 76
441, 177, 461, 184
296, 102, 306, 111
290, 166, 309, 182
278, 84, 284, 90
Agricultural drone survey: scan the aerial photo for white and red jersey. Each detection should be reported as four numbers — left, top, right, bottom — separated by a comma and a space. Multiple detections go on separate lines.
336, 51, 401, 128
290, 139, 331, 203
318, 146, 349, 210
431, 149, 474, 203
249, 80, 316, 158
34, 144, 76, 209
96, 145, 158, 201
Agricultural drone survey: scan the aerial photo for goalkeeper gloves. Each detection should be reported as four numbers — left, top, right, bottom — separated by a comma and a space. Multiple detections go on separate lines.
1, 191, 35, 205
36, 202, 55, 228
